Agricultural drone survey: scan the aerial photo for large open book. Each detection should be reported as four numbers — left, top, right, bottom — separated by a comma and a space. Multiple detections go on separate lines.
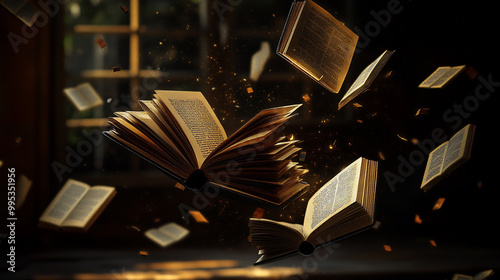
145, 222, 189, 248
338, 50, 394, 109
249, 157, 378, 265
421, 124, 476, 192
277, 0, 358, 93
418, 65, 466, 89
104, 90, 309, 206
38, 179, 116, 232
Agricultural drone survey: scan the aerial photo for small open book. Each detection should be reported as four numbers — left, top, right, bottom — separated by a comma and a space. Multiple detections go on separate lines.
38, 179, 116, 232
421, 124, 476, 192
418, 65, 466, 89
145, 222, 189, 248
339, 50, 394, 109
249, 157, 378, 265
104, 90, 308, 206
63, 83, 104, 111
277, 0, 358, 93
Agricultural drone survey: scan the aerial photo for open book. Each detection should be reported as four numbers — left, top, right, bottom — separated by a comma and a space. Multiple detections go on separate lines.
145, 222, 189, 247
63, 83, 104, 111
104, 90, 309, 206
277, 0, 358, 93
249, 157, 378, 265
338, 50, 394, 109
452, 269, 494, 280
421, 124, 476, 192
1, 0, 40, 27
38, 179, 116, 232
418, 65, 466, 89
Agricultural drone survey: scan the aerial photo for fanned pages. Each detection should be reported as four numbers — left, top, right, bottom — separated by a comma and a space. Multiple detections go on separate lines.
38, 179, 116, 232
421, 124, 476, 192
105, 90, 309, 206
277, 0, 358, 93
249, 157, 378, 265
418, 65, 466, 89
339, 50, 394, 109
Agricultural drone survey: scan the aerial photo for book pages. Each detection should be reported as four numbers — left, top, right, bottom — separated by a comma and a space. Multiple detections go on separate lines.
339, 50, 393, 109
145, 223, 189, 247
419, 65, 466, 88
155, 90, 227, 167
430, 65, 466, 88
442, 125, 468, 171
303, 157, 361, 238
421, 142, 447, 189
39, 180, 90, 227
63, 83, 103, 111
282, 0, 358, 93
61, 186, 115, 228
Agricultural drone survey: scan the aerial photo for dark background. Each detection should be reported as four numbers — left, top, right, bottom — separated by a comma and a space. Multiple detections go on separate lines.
0, 0, 499, 279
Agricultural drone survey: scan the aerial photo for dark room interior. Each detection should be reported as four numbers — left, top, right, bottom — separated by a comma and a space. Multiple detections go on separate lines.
1, 0, 499, 279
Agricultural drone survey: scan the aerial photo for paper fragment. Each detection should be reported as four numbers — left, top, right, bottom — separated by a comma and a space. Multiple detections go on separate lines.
415, 108, 430, 116
174, 182, 185, 191
252, 208, 264, 218
302, 94, 311, 102
16, 174, 32, 208
95, 37, 107, 48
414, 214, 422, 224
396, 134, 408, 141
249, 41, 271, 82
189, 210, 209, 223
433, 198, 446, 211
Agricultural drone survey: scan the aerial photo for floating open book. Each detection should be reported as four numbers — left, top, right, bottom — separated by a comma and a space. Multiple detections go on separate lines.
63, 83, 103, 111
339, 50, 394, 109
421, 124, 476, 192
418, 65, 466, 89
249, 157, 378, 265
145, 222, 189, 248
38, 179, 116, 232
104, 90, 309, 206
277, 0, 358, 93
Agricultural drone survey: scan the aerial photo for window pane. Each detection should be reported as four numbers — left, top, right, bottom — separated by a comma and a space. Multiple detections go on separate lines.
65, 0, 130, 27
140, 0, 199, 27
65, 34, 130, 75
140, 36, 200, 72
